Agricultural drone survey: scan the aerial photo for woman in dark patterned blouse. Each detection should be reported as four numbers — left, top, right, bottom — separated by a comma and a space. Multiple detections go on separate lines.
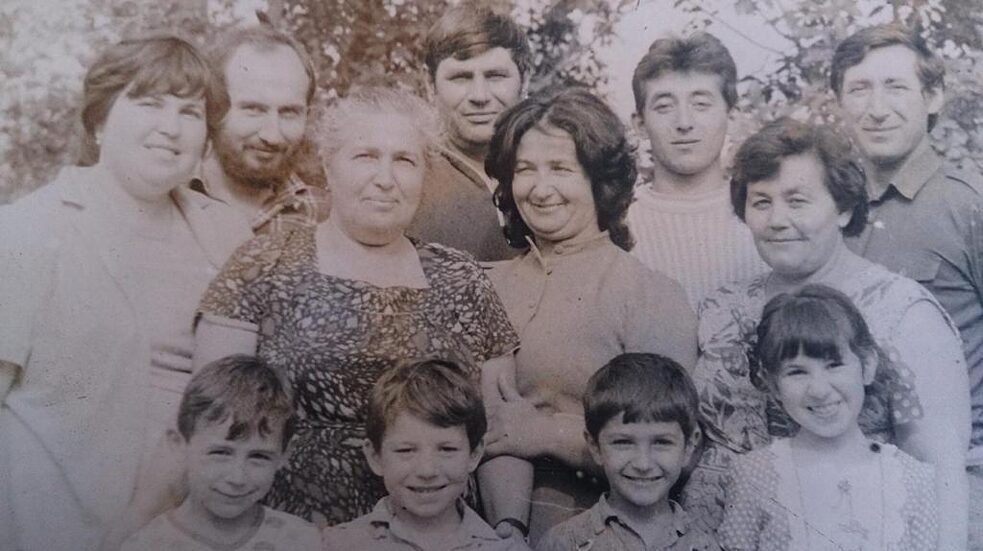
194, 86, 519, 527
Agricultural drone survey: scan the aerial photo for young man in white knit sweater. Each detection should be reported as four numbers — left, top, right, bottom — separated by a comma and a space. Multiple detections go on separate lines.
626, 33, 766, 308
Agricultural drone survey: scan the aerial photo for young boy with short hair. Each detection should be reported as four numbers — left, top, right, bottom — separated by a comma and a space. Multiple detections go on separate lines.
121, 355, 320, 550
536, 353, 719, 551
322, 358, 529, 550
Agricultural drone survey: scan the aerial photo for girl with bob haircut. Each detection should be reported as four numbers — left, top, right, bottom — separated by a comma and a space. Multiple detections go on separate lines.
719, 284, 938, 550
0, 33, 248, 550
481, 86, 696, 543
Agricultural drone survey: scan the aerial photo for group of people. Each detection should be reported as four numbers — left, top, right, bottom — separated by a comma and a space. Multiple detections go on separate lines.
1, 2, 981, 550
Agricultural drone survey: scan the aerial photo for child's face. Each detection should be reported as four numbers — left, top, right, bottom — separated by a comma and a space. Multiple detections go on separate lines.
179, 419, 285, 521
365, 412, 481, 527
774, 344, 873, 441
587, 413, 695, 515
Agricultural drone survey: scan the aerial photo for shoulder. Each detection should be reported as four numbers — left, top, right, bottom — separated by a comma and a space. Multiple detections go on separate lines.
417, 239, 489, 282
673, 506, 722, 550
119, 514, 181, 550
881, 443, 935, 480
537, 509, 595, 550
322, 512, 379, 549
257, 507, 321, 548
697, 274, 767, 337
942, 164, 983, 196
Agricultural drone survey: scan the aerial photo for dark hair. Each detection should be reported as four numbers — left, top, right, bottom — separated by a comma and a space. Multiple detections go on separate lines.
423, 2, 532, 83
176, 355, 296, 450
631, 32, 738, 115
831, 24, 945, 131
366, 358, 486, 451
81, 33, 222, 163
487, 86, 637, 250
730, 117, 868, 237
753, 284, 885, 391
207, 25, 317, 121
584, 353, 700, 444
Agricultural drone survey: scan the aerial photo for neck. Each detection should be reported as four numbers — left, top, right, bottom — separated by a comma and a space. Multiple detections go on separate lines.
202, 155, 274, 218
172, 499, 260, 545
607, 492, 672, 531
447, 135, 487, 166
320, 214, 408, 256
650, 158, 725, 196
392, 502, 462, 545
767, 239, 867, 296
865, 135, 931, 189
790, 424, 871, 463
535, 225, 605, 256
96, 163, 174, 229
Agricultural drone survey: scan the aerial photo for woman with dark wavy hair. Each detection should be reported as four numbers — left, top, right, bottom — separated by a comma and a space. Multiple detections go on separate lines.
479, 86, 696, 543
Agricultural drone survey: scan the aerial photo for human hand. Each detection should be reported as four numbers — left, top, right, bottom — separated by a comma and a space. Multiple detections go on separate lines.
485, 376, 548, 458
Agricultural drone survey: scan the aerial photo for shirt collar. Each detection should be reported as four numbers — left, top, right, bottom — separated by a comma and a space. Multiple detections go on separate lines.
589, 494, 692, 543
439, 141, 496, 195
867, 142, 942, 201
524, 231, 611, 268
366, 497, 499, 546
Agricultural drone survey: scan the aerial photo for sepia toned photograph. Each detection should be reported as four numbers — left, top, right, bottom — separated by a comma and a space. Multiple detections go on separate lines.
1, 0, 982, 549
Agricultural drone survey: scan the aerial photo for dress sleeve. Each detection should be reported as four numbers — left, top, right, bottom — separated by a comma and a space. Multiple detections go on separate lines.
718, 454, 767, 551
196, 230, 289, 327
899, 452, 939, 551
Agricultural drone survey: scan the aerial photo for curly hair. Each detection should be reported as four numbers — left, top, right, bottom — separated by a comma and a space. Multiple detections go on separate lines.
486, 86, 637, 251
730, 117, 868, 237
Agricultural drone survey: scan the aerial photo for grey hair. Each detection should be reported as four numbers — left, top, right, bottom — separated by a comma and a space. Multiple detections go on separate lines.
315, 86, 442, 166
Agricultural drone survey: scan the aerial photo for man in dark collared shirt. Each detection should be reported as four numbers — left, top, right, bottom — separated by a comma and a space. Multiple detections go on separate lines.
196, 25, 328, 236
833, 23, 982, 549
407, 5, 531, 262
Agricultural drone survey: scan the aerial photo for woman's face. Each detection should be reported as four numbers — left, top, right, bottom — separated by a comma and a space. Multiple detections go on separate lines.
98, 87, 207, 202
512, 125, 600, 247
744, 153, 852, 278
326, 112, 426, 245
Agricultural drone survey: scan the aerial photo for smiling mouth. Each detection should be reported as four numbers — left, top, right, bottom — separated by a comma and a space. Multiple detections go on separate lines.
807, 401, 842, 417
671, 139, 700, 146
213, 489, 253, 500
146, 144, 180, 156
464, 112, 497, 123
623, 474, 663, 483
408, 484, 447, 494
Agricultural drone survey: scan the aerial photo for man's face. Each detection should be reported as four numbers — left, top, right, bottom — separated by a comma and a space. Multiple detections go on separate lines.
214, 44, 310, 188
635, 71, 729, 181
433, 47, 523, 153
838, 44, 943, 169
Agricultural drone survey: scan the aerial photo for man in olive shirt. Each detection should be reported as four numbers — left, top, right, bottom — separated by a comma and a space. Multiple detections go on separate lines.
833, 23, 981, 549
408, 5, 531, 261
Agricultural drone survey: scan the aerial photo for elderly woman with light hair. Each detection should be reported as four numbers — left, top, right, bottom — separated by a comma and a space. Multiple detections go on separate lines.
194, 86, 519, 526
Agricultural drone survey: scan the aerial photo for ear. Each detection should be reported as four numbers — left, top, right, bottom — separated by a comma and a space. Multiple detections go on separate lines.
859, 349, 879, 386
363, 440, 384, 477
585, 429, 604, 468
924, 86, 944, 116
166, 428, 186, 452
683, 426, 702, 464
467, 441, 485, 474
836, 208, 853, 230
424, 73, 437, 102
631, 112, 645, 135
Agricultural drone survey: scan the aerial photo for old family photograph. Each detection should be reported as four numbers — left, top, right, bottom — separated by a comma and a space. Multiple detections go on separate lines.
1, 0, 982, 549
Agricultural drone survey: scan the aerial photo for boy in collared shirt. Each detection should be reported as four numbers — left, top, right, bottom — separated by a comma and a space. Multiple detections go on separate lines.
537, 354, 719, 551
323, 358, 529, 551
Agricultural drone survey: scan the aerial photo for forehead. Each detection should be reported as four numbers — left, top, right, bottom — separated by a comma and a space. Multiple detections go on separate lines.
225, 44, 309, 102
600, 414, 685, 438
336, 112, 425, 153
436, 46, 520, 75
644, 71, 725, 101
516, 125, 577, 160
189, 418, 282, 451
843, 44, 921, 83
748, 153, 827, 194
383, 412, 469, 443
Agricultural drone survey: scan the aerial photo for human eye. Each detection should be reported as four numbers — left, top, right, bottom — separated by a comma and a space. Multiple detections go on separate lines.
787, 195, 808, 207
652, 102, 673, 114
749, 196, 771, 210
136, 96, 164, 108
448, 71, 472, 82
846, 82, 870, 96
396, 153, 419, 167
248, 451, 275, 462
207, 447, 232, 457
280, 106, 306, 120
439, 444, 461, 454
180, 104, 205, 120
514, 162, 535, 175
240, 103, 265, 115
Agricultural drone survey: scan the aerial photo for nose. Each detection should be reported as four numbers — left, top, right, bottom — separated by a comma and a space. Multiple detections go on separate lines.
766, 201, 790, 230
413, 450, 440, 479
156, 106, 182, 138
257, 113, 287, 146
630, 446, 656, 473
675, 104, 694, 133
865, 87, 890, 122
804, 372, 834, 399
372, 158, 397, 190
223, 458, 249, 487
466, 76, 491, 106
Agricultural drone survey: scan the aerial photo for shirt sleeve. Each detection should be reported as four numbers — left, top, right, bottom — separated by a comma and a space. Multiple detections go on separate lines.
197, 230, 289, 328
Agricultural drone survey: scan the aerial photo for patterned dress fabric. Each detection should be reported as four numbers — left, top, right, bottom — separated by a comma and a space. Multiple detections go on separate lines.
199, 227, 518, 526
682, 263, 954, 530
718, 439, 937, 550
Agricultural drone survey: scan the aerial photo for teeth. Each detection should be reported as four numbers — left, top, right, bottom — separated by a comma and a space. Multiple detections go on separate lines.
809, 402, 840, 416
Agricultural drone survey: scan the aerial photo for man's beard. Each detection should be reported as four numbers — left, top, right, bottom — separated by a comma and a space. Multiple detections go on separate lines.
213, 132, 300, 190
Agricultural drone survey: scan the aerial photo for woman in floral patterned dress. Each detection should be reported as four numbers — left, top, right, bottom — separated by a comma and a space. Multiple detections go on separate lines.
194, 87, 518, 527
682, 118, 968, 546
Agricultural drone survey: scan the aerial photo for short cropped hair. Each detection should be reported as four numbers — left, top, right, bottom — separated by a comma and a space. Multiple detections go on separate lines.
631, 32, 738, 115
730, 117, 868, 237
584, 353, 700, 444
81, 33, 222, 156
831, 24, 945, 131
176, 355, 296, 451
423, 2, 532, 82
366, 358, 486, 451
487, 86, 637, 251
314, 85, 441, 166
207, 25, 317, 120
753, 284, 886, 390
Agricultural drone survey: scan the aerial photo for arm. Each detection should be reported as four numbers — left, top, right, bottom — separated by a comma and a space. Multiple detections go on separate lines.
0, 361, 19, 402
891, 301, 970, 550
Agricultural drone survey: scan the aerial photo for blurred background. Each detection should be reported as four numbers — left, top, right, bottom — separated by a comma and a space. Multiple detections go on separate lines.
1, 0, 981, 203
